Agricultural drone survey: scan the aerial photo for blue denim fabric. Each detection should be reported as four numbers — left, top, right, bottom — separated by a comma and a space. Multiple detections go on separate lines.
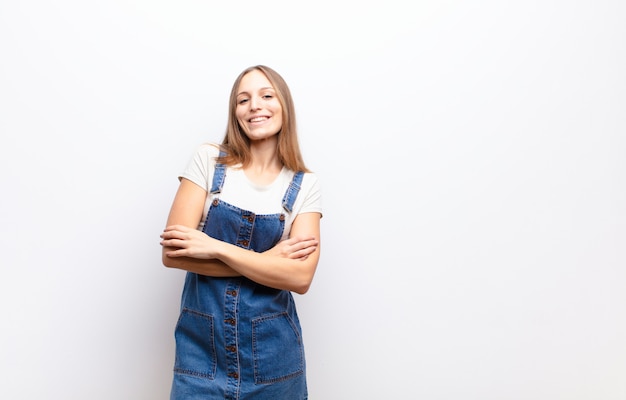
170, 159, 307, 400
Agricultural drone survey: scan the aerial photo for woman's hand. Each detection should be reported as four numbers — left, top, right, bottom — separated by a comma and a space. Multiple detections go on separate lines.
160, 225, 217, 259
265, 236, 319, 261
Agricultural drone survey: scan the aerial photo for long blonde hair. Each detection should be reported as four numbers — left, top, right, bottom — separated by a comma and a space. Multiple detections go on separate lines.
217, 65, 310, 173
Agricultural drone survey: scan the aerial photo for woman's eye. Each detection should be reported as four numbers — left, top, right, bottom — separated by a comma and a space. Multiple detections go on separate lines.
263, 94, 273, 99
238, 98, 249, 104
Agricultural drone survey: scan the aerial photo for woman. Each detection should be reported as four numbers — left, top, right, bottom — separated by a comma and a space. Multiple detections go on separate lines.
160, 65, 322, 399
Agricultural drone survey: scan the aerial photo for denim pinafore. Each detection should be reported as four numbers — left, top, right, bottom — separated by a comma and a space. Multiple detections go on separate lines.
170, 157, 307, 400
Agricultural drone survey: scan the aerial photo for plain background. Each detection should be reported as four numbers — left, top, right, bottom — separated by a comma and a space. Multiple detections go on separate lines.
1, 1, 625, 399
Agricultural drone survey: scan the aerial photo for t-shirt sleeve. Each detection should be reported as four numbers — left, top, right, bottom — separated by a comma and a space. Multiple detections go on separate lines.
178, 143, 219, 191
299, 173, 323, 217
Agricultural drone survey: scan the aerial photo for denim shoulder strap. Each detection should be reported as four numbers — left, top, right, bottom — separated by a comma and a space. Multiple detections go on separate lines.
210, 150, 227, 194
282, 171, 304, 213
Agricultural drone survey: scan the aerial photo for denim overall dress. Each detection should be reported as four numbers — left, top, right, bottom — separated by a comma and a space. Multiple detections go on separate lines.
170, 159, 308, 400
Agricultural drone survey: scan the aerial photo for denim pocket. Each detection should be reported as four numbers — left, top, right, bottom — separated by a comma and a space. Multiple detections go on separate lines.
173, 308, 217, 379
252, 312, 305, 384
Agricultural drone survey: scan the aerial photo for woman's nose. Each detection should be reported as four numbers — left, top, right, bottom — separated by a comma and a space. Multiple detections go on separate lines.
249, 96, 260, 110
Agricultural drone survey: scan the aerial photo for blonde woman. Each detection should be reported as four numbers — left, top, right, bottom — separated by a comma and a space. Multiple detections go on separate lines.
160, 65, 322, 399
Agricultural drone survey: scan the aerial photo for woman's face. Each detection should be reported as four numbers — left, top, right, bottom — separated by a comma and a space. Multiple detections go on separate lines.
235, 69, 283, 142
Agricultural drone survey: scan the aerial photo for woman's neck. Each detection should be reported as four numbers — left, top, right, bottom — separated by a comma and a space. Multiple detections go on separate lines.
245, 139, 283, 185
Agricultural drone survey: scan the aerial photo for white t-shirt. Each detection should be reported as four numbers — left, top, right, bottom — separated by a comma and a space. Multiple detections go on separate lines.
180, 143, 323, 240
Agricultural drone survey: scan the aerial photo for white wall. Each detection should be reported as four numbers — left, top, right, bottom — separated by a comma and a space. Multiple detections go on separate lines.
1, 1, 625, 399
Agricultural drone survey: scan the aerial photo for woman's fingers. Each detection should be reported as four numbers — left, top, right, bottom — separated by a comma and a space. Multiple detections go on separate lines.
285, 236, 318, 260
264, 235, 318, 260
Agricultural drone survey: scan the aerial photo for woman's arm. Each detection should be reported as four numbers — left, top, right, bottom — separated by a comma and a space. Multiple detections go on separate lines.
162, 178, 321, 288
161, 178, 241, 276
161, 212, 322, 294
